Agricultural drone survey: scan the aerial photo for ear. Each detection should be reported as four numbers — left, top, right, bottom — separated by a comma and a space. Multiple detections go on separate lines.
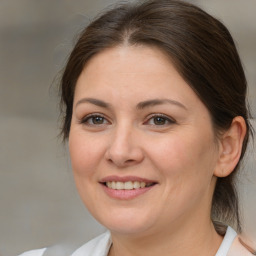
214, 116, 247, 178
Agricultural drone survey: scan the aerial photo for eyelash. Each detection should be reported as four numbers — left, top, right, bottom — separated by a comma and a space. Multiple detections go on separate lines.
79, 113, 110, 126
79, 113, 176, 127
144, 114, 176, 126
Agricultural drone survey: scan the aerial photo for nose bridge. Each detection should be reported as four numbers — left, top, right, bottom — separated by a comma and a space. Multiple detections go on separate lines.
106, 121, 143, 166
113, 122, 132, 147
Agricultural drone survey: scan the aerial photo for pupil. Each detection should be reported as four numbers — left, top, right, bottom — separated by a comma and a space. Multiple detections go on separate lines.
154, 117, 165, 125
93, 116, 103, 124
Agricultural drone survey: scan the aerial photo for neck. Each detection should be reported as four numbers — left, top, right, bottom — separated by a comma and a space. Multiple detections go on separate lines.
108, 218, 223, 256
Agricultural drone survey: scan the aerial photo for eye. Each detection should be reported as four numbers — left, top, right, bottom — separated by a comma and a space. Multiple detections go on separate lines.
80, 114, 109, 126
145, 114, 176, 126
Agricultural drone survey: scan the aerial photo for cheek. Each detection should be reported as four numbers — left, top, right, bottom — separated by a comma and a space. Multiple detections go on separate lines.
148, 130, 217, 183
69, 131, 103, 178
68, 131, 104, 208
149, 133, 216, 217
149, 135, 193, 169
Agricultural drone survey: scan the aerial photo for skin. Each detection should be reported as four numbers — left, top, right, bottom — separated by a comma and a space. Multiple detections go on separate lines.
69, 45, 246, 256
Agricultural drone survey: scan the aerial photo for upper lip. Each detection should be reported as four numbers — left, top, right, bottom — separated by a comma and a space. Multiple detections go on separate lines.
100, 175, 158, 183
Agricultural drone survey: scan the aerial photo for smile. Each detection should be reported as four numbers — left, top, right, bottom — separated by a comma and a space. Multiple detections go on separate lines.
105, 181, 155, 190
100, 176, 158, 200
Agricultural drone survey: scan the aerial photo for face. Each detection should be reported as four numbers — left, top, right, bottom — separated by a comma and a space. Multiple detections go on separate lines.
69, 45, 221, 237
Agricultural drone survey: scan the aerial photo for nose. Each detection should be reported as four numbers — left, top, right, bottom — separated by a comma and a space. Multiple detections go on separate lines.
104, 125, 144, 168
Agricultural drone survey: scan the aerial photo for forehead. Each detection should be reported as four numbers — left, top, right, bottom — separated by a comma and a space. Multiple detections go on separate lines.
74, 45, 198, 104
82, 45, 172, 76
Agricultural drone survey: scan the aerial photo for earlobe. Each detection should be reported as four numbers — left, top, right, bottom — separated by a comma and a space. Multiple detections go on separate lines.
214, 116, 247, 178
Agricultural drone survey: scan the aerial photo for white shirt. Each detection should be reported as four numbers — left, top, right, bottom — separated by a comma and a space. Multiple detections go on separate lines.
19, 226, 251, 256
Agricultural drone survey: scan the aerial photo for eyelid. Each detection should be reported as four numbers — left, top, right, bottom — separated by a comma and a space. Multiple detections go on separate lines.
144, 113, 176, 125
79, 113, 111, 125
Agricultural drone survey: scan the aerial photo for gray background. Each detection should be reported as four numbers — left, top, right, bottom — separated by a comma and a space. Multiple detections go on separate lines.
0, 1, 255, 255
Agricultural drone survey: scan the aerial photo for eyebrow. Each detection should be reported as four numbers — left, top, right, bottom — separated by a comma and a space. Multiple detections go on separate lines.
136, 99, 187, 110
75, 98, 111, 108
75, 97, 187, 110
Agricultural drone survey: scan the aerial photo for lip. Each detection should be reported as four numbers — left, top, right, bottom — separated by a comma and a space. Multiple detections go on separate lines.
99, 175, 158, 200
100, 175, 157, 183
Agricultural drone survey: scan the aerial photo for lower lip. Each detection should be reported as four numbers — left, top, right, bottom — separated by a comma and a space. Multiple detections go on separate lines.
101, 184, 156, 200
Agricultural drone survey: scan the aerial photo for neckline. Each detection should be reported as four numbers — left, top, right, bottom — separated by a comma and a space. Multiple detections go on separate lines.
106, 227, 238, 256
215, 226, 237, 256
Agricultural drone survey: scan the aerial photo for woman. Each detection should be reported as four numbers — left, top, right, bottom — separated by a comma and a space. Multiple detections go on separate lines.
20, 0, 254, 255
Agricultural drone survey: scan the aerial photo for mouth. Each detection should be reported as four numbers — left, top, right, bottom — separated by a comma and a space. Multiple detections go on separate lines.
99, 176, 158, 200
102, 181, 156, 190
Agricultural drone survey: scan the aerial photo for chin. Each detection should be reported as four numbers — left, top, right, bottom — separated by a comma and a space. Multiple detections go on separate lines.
94, 209, 158, 236
105, 222, 153, 236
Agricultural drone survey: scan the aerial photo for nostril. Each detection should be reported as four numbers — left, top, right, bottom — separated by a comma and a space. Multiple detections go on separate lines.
105, 146, 144, 167
106, 156, 135, 166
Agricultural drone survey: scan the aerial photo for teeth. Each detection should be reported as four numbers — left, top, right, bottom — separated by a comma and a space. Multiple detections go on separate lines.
111, 181, 116, 189
124, 181, 133, 190
105, 181, 154, 190
116, 182, 124, 190
133, 181, 140, 189
141, 182, 146, 188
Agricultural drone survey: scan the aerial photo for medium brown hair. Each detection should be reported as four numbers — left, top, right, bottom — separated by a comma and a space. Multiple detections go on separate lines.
60, 0, 253, 233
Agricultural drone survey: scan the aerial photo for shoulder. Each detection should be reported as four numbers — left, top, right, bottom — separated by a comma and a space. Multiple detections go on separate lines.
18, 248, 47, 256
228, 236, 255, 256
216, 226, 253, 256
72, 231, 112, 256
18, 232, 111, 256
216, 226, 237, 256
